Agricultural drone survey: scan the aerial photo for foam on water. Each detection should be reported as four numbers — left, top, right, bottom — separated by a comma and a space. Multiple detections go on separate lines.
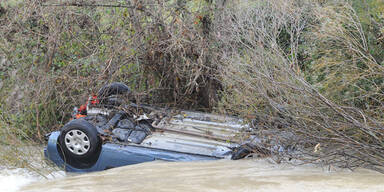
0, 168, 65, 192
0, 169, 38, 192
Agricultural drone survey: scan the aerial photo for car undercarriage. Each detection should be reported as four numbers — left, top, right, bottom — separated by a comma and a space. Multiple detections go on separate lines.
45, 82, 266, 172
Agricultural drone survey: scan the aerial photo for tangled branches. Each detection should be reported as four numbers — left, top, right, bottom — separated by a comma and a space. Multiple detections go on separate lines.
216, 1, 384, 172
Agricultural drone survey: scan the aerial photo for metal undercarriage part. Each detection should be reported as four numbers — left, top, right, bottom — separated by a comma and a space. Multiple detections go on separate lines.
84, 104, 251, 159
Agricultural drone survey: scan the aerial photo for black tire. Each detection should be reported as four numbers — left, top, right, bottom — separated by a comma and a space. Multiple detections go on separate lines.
97, 82, 132, 106
58, 119, 101, 169
97, 82, 131, 98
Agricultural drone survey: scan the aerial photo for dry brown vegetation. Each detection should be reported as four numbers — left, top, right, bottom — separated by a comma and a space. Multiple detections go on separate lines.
216, 1, 384, 172
0, 0, 383, 172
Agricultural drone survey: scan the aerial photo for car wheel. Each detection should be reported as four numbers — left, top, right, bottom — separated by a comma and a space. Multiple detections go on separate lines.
98, 82, 131, 98
97, 82, 132, 106
58, 119, 101, 169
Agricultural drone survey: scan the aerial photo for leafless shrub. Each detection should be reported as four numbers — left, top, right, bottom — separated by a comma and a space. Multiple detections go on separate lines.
215, 0, 384, 172
310, 3, 384, 118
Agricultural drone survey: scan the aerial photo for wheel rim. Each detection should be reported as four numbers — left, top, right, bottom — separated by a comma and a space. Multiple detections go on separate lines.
64, 129, 90, 155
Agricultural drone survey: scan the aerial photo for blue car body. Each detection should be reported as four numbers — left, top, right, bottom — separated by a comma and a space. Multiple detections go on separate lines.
45, 131, 225, 172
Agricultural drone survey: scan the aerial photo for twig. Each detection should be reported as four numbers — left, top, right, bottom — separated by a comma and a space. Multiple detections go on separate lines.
42, 3, 136, 9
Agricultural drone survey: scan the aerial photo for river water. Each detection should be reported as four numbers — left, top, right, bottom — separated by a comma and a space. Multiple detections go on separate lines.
16, 159, 384, 192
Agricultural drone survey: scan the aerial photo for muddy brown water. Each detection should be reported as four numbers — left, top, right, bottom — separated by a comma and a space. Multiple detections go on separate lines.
19, 159, 384, 192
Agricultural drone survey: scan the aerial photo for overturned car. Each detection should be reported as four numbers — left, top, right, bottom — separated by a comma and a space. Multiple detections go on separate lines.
45, 82, 262, 172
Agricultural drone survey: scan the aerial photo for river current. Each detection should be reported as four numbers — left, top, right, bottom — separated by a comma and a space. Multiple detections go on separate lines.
12, 158, 384, 192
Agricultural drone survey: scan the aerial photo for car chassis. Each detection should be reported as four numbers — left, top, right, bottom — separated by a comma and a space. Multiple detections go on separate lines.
45, 83, 256, 172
